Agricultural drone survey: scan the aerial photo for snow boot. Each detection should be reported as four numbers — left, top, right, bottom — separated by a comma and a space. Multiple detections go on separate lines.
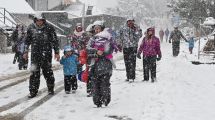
48, 89, 54, 95
28, 93, 37, 98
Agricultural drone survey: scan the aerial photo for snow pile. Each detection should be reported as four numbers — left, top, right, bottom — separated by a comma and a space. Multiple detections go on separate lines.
203, 17, 215, 26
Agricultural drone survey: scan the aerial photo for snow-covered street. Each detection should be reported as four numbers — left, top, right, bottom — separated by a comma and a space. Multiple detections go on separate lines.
0, 42, 215, 120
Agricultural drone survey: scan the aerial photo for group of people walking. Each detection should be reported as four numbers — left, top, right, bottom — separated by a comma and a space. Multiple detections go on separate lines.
11, 13, 194, 108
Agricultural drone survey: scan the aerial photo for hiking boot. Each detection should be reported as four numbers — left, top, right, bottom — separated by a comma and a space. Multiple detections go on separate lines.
151, 78, 156, 83
125, 79, 129, 82
28, 93, 37, 98
65, 91, 70, 94
48, 90, 54, 95
87, 92, 92, 97
143, 79, 149, 82
97, 104, 102, 108
71, 90, 76, 94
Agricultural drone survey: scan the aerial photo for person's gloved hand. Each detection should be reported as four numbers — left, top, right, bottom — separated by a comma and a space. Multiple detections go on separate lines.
137, 53, 141, 59
157, 55, 162, 61
169, 40, 171, 43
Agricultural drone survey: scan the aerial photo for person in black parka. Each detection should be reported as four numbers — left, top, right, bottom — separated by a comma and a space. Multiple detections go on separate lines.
23, 14, 60, 98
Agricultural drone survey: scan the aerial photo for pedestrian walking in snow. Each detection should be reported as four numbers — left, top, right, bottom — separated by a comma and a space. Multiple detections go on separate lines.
16, 32, 28, 70
86, 21, 114, 107
159, 29, 164, 42
23, 14, 60, 98
169, 26, 187, 57
186, 33, 195, 54
118, 18, 142, 82
137, 27, 162, 82
69, 23, 89, 77
11, 25, 25, 64
165, 28, 170, 42
0, 29, 7, 53
60, 45, 79, 94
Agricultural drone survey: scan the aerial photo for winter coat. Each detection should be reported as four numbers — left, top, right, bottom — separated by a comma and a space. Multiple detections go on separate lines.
187, 37, 195, 48
25, 23, 59, 63
159, 30, 164, 38
86, 30, 113, 75
94, 57, 113, 76
165, 29, 169, 36
87, 29, 117, 60
169, 30, 187, 42
69, 30, 88, 51
17, 36, 26, 54
60, 55, 79, 75
119, 25, 142, 48
138, 36, 161, 57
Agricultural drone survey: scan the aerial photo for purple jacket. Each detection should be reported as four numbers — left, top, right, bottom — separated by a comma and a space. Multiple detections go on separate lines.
138, 36, 161, 57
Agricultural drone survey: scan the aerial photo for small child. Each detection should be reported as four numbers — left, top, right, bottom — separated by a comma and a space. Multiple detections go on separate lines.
187, 33, 195, 54
60, 45, 79, 94
87, 28, 119, 68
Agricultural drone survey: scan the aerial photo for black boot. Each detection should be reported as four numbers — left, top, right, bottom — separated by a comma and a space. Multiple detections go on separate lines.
28, 92, 37, 98
48, 89, 54, 95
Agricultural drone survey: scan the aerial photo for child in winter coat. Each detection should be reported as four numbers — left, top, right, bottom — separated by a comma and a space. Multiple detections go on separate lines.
60, 45, 79, 94
186, 34, 195, 54
137, 27, 162, 82
87, 27, 119, 68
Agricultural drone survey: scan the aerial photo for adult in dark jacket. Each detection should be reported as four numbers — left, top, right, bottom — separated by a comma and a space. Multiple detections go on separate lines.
169, 26, 187, 56
23, 14, 60, 98
119, 18, 142, 82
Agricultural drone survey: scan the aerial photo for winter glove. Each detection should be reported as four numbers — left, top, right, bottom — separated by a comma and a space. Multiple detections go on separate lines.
169, 40, 171, 43
156, 55, 162, 61
137, 53, 141, 59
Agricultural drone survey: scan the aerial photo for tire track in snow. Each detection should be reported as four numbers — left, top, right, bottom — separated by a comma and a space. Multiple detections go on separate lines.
0, 65, 62, 91
0, 80, 63, 113
0, 85, 64, 120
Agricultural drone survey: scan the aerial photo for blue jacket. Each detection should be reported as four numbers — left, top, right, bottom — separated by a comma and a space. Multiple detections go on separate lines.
60, 55, 79, 75
188, 37, 195, 48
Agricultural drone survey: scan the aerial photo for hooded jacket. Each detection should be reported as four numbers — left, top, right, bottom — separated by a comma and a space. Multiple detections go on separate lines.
138, 28, 161, 57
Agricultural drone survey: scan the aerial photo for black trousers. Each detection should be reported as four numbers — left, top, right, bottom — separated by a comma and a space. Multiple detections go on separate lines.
143, 56, 157, 81
92, 73, 112, 106
64, 75, 78, 91
18, 52, 28, 69
172, 41, 180, 56
13, 51, 20, 63
29, 60, 55, 95
123, 47, 137, 80
87, 66, 94, 94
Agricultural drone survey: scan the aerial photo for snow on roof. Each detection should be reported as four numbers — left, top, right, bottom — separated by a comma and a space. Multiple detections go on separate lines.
64, 3, 102, 18
0, 0, 35, 14
65, 4, 83, 17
